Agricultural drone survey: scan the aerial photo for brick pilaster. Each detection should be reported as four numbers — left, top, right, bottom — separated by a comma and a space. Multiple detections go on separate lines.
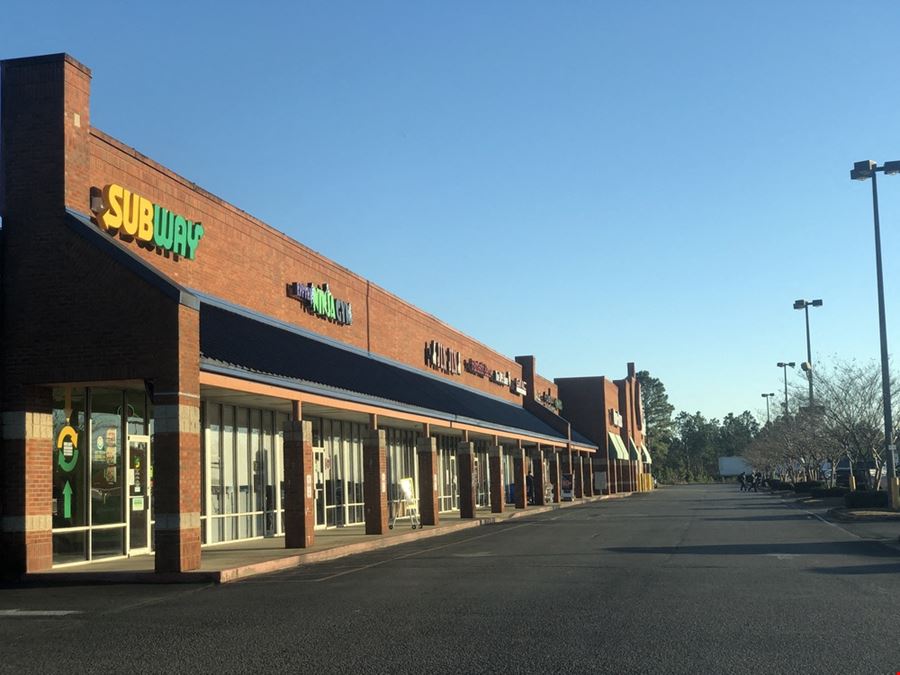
488, 445, 504, 514
532, 448, 546, 506
416, 436, 439, 526
574, 453, 584, 498
513, 447, 527, 509
283, 417, 314, 548
363, 428, 387, 534
0, 387, 54, 575
457, 442, 476, 519
548, 453, 560, 503
153, 394, 201, 573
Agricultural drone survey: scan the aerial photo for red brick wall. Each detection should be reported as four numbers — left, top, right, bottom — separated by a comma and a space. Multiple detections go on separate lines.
1, 54, 198, 572
83, 127, 539, 403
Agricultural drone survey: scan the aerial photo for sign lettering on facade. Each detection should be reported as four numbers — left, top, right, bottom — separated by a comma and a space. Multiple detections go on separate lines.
464, 359, 490, 378
491, 370, 511, 387
513, 378, 528, 396
609, 408, 623, 427
287, 282, 353, 326
92, 184, 204, 260
538, 390, 564, 412
425, 341, 461, 375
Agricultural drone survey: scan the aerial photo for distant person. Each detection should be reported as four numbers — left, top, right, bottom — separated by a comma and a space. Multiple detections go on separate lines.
748, 472, 760, 492
738, 472, 747, 492
526, 472, 534, 505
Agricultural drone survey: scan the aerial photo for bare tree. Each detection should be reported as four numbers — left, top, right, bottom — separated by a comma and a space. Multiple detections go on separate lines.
812, 358, 895, 489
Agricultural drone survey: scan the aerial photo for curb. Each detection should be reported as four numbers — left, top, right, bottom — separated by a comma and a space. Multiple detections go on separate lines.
21, 493, 618, 586
825, 507, 900, 524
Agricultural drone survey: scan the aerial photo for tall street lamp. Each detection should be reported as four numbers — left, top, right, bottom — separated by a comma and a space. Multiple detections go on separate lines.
851, 159, 900, 509
793, 298, 823, 407
761, 392, 775, 424
776, 362, 795, 416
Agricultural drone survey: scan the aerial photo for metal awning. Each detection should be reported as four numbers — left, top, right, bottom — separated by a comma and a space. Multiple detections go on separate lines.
628, 438, 640, 461
608, 432, 629, 460
641, 443, 652, 464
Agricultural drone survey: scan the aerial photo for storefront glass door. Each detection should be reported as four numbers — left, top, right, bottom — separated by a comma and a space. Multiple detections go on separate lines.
314, 448, 327, 528
127, 435, 151, 553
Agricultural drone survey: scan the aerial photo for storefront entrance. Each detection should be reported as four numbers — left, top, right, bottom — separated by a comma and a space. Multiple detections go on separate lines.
314, 445, 347, 529
51, 386, 154, 566
127, 435, 152, 553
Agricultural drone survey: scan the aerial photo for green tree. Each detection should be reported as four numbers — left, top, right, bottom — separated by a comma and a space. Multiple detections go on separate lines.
672, 411, 720, 480
717, 411, 759, 458
636, 370, 674, 465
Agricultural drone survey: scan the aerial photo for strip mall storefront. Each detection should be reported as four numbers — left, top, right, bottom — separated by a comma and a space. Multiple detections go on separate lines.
0, 53, 648, 576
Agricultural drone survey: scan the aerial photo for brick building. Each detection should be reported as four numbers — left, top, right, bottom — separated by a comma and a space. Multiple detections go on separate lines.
0, 53, 649, 576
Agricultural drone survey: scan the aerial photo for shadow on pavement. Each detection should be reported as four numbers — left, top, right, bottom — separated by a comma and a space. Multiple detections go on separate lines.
810, 561, 900, 575
606, 541, 897, 558
703, 514, 814, 522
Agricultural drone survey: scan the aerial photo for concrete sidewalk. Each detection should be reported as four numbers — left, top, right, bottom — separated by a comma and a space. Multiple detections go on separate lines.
24, 494, 618, 585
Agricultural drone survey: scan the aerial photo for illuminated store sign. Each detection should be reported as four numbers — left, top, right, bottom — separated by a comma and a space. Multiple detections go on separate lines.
609, 408, 624, 427
287, 282, 353, 326
513, 379, 528, 396
426, 341, 461, 375
92, 184, 204, 260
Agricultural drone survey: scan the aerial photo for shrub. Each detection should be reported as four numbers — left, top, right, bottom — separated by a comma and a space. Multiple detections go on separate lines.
844, 490, 889, 509
792, 480, 824, 493
767, 479, 791, 491
809, 486, 850, 499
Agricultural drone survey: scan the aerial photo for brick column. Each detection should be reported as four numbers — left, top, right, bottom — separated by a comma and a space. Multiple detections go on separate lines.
513, 447, 527, 509
363, 428, 388, 534
606, 458, 616, 495
283, 416, 314, 548
153, 391, 201, 573
457, 442, 476, 519
548, 453, 560, 503
416, 436, 439, 526
532, 448, 546, 506
488, 445, 504, 514
574, 452, 584, 498
0, 386, 54, 575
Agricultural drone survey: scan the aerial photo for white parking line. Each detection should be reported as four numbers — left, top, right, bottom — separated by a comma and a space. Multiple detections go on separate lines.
0, 609, 82, 617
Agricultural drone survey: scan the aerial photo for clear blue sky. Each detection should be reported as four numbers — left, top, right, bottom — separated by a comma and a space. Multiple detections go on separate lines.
4, 1, 900, 423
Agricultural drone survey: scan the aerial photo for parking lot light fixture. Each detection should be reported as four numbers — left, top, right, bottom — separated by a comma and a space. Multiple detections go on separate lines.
776, 362, 796, 416
850, 159, 899, 509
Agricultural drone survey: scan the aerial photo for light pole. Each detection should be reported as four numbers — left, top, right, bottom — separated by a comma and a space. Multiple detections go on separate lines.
851, 159, 900, 509
793, 298, 823, 407
761, 392, 775, 424
776, 362, 795, 416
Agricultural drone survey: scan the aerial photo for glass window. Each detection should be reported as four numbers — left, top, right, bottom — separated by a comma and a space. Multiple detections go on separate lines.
236, 407, 251, 538
275, 412, 288, 535
222, 406, 236, 541
52, 387, 87, 531
52, 387, 87, 565
91, 527, 124, 560
90, 389, 124, 529
251, 408, 264, 535
52, 531, 86, 566
206, 403, 223, 543
262, 411, 275, 535
475, 440, 490, 508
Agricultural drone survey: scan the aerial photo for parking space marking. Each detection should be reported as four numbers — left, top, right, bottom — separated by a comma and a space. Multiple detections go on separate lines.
0, 609, 83, 617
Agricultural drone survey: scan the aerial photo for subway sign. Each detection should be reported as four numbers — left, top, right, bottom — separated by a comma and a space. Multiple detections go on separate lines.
92, 184, 204, 260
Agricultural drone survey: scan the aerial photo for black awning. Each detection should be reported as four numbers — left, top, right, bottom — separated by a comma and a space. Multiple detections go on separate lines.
199, 300, 591, 446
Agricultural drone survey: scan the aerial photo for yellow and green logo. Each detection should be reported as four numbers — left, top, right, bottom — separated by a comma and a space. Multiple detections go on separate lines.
93, 184, 204, 260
